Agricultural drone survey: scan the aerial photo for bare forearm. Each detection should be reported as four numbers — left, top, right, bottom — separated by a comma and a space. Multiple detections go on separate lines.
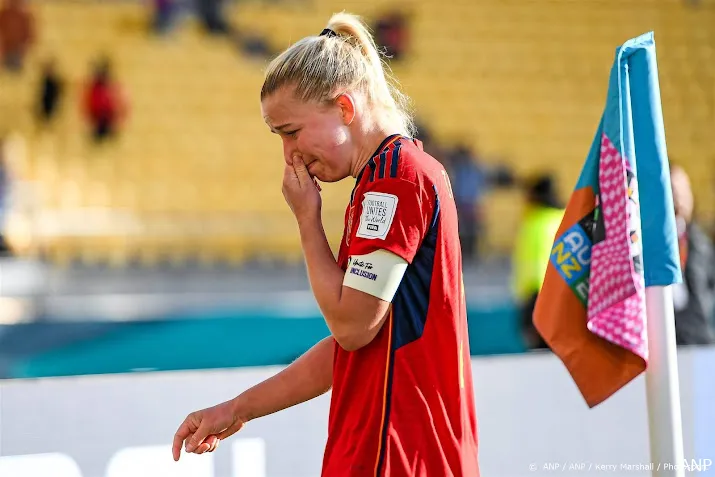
298, 217, 346, 324
296, 217, 389, 350
233, 337, 334, 422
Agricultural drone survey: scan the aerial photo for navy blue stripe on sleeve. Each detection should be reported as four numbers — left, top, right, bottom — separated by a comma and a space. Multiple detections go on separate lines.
378, 151, 388, 180
368, 158, 377, 182
389, 142, 402, 178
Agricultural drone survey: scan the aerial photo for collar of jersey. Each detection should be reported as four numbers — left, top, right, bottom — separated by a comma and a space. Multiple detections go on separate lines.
351, 133, 403, 204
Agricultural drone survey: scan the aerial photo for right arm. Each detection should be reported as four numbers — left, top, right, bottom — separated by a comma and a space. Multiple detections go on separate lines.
233, 335, 334, 422
173, 336, 334, 460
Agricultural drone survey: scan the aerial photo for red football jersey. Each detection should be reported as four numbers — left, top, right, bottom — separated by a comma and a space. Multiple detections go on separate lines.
321, 134, 480, 477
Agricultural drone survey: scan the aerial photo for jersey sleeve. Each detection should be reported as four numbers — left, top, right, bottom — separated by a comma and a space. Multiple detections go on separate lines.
348, 177, 433, 264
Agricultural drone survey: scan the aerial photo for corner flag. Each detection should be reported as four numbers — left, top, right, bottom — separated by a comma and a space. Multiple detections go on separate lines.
533, 32, 682, 408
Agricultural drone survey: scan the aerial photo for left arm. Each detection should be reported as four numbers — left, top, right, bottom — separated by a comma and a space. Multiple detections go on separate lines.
283, 155, 428, 351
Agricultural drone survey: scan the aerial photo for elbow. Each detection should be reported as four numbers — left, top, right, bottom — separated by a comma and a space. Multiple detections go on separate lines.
332, 329, 374, 352
326, 297, 388, 352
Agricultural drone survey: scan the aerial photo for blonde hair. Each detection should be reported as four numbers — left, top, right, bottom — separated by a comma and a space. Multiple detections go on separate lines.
261, 12, 415, 137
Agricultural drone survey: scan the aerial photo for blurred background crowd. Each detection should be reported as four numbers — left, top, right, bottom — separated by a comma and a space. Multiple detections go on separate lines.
0, 0, 714, 379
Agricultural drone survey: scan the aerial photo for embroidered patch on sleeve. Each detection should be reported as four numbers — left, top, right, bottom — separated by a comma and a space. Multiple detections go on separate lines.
355, 192, 398, 240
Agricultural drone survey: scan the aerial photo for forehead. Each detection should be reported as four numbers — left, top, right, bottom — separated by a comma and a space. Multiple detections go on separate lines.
261, 87, 307, 125
262, 87, 337, 130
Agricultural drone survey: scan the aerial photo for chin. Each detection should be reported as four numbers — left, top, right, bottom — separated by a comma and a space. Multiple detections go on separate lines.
316, 175, 340, 183
314, 170, 345, 183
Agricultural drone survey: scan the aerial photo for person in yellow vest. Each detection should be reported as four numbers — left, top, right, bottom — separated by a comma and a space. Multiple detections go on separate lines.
512, 174, 564, 350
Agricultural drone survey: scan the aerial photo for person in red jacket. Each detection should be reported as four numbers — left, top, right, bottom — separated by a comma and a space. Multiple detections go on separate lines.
172, 12, 480, 477
0, 0, 35, 73
83, 57, 127, 143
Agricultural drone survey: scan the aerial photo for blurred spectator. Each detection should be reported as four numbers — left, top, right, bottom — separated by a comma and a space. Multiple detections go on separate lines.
513, 174, 564, 350
670, 165, 715, 345
0, 0, 35, 73
232, 29, 273, 59
0, 137, 11, 255
83, 57, 128, 143
414, 121, 447, 163
36, 58, 64, 126
195, 0, 230, 35
151, 0, 177, 34
374, 11, 408, 61
447, 145, 486, 263
489, 161, 517, 188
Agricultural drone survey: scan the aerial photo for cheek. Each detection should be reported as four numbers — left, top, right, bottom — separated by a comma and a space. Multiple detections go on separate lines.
321, 128, 349, 165
302, 129, 346, 164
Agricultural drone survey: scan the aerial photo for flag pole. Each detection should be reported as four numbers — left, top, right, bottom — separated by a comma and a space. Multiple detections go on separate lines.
644, 285, 685, 477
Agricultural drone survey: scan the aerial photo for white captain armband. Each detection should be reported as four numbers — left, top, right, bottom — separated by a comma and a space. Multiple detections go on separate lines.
342, 249, 408, 302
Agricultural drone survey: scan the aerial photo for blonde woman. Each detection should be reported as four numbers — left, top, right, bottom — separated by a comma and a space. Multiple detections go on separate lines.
173, 13, 480, 476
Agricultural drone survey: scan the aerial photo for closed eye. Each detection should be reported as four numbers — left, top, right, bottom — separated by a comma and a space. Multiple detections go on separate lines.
283, 129, 299, 138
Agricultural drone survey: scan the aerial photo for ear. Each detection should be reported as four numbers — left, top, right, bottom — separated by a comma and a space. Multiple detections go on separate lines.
335, 93, 356, 126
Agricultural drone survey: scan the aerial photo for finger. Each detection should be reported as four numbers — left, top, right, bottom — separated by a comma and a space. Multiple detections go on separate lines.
283, 163, 294, 182
291, 156, 311, 186
172, 419, 193, 461
282, 164, 298, 191
205, 435, 220, 453
216, 420, 243, 440
184, 432, 195, 451
186, 420, 212, 453
195, 442, 212, 454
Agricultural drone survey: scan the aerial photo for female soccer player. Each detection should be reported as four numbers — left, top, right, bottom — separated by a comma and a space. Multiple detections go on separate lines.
172, 12, 480, 476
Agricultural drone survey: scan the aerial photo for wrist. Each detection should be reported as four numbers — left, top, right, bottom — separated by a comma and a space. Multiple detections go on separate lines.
296, 212, 322, 232
231, 393, 253, 424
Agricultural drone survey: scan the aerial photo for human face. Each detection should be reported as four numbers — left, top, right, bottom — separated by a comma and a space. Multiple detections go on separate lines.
670, 166, 693, 223
261, 86, 355, 183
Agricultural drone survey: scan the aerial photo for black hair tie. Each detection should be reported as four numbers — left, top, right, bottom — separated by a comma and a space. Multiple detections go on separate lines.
319, 28, 337, 38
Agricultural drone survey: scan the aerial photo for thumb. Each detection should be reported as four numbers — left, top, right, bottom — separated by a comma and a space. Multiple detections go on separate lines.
292, 156, 311, 185
187, 421, 211, 452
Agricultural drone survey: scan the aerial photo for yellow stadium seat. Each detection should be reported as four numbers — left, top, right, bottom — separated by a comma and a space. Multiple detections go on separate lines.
4, 0, 713, 265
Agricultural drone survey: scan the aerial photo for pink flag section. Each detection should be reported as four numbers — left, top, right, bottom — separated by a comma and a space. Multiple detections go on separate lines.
586, 134, 648, 362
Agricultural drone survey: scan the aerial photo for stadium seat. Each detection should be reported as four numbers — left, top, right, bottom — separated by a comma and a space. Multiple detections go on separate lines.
2, 0, 712, 264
